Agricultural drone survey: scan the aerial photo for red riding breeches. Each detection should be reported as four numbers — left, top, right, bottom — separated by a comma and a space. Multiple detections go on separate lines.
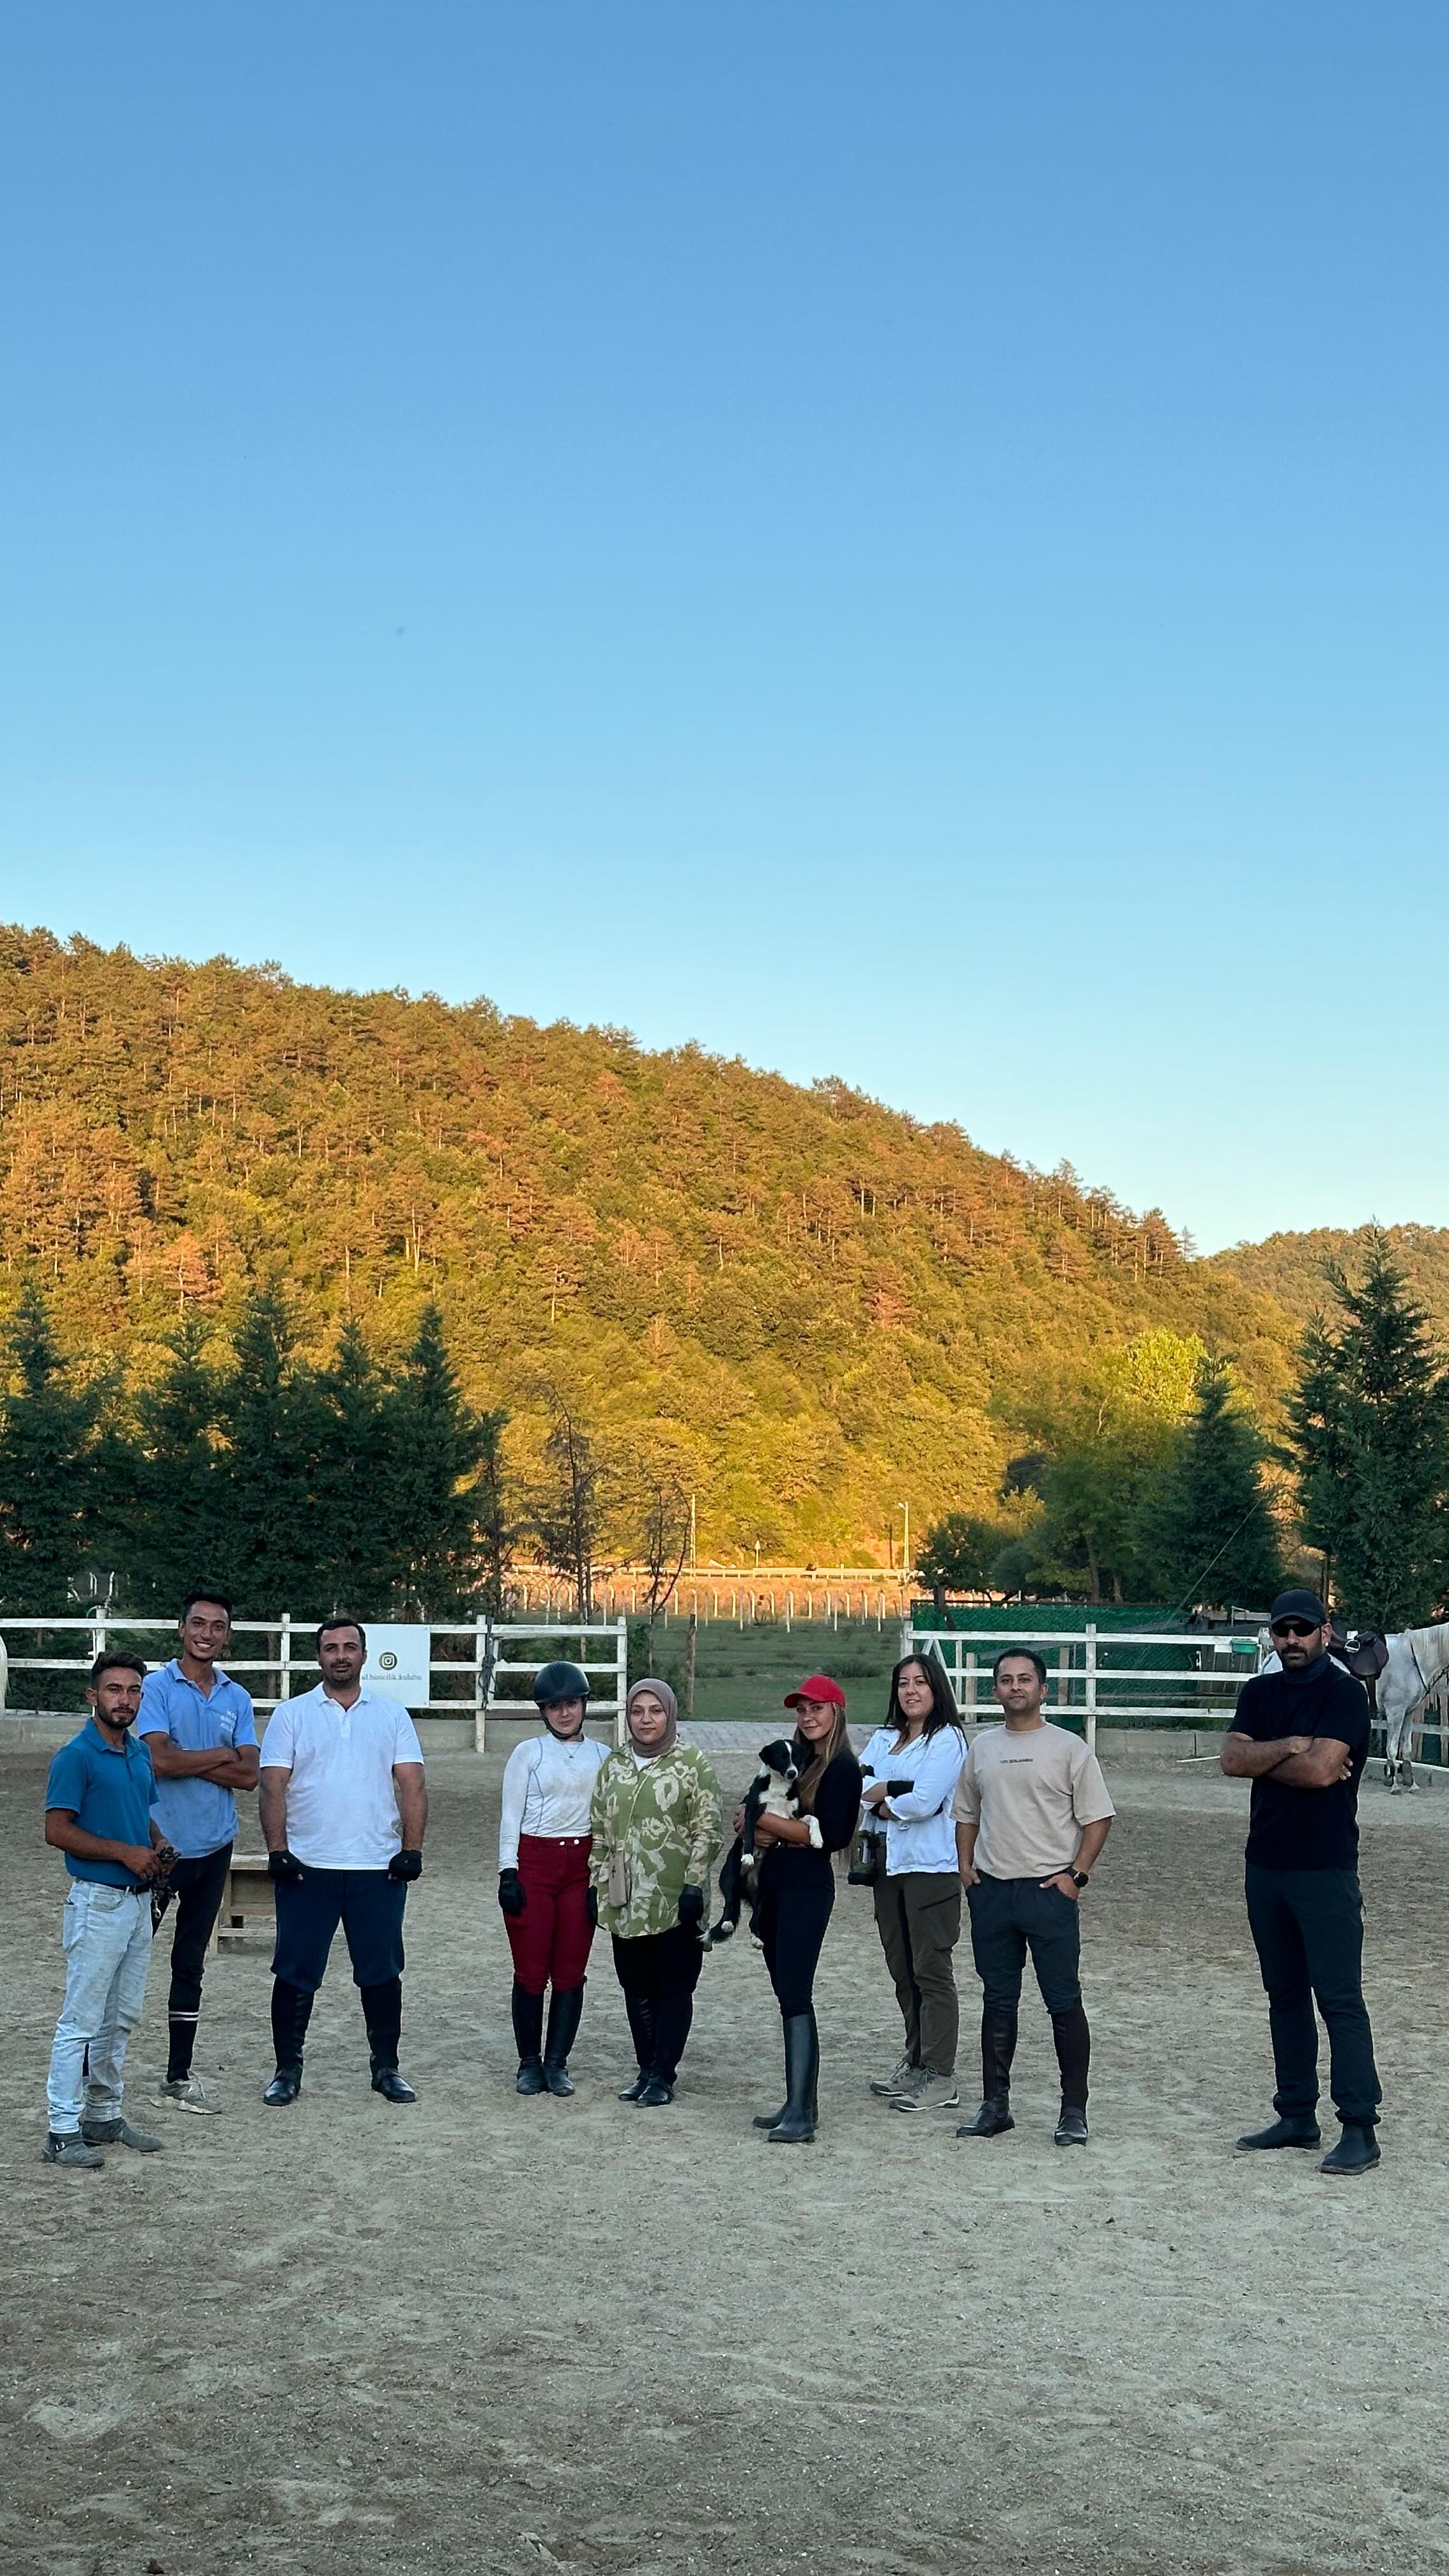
505, 1835, 596, 1994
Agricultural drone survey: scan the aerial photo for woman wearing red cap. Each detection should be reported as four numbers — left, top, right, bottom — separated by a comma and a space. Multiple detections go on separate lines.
749, 1675, 862, 2145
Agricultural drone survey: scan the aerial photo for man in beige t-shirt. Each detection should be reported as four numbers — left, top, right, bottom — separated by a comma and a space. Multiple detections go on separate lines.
952, 1648, 1114, 2148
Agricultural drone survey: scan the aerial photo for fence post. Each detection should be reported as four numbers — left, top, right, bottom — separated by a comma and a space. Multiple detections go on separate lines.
685, 1611, 698, 1726
899, 1613, 913, 1660
473, 1613, 489, 1754
280, 1613, 291, 1713
964, 1650, 977, 1722
616, 1613, 629, 1749
1085, 1622, 1098, 1756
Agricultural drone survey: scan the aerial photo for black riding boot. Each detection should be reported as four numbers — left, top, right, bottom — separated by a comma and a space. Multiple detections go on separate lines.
512, 1979, 547, 2095
956, 2007, 1017, 2138
543, 1986, 585, 2097
767, 2012, 818, 2144
264, 1981, 314, 2106
619, 1991, 655, 2101
362, 1977, 416, 2103
1050, 2002, 1090, 2143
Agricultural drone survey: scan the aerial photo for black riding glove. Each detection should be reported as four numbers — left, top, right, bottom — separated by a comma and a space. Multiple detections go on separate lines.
268, 1848, 304, 1882
586, 1885, 599, 1928
388, 1848, 424, 1883
498, 1867, 526, 1917
677, 1883, 705, 1929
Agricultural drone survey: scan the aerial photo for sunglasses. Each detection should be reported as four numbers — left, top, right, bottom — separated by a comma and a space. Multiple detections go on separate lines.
1269, 1618, 1320, 1640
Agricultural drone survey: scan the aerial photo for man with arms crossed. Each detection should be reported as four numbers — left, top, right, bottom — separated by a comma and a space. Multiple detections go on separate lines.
953, 1647, 1114, 2147
259, 1614, 427, 2107
139, 1588, 259, 2113
40, 1651, 173, 2167
1222, 1588, 1381, 2176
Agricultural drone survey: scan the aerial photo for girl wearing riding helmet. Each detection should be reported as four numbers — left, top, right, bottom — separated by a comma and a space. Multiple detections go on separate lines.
859, 1653, 967, 2115
750, 1674, 863, 2145
590, 1680, 722, 2107
498, 1660, 608, 2097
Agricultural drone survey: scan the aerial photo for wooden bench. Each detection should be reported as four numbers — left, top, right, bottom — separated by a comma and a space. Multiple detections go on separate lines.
213, 1853, 277, 1952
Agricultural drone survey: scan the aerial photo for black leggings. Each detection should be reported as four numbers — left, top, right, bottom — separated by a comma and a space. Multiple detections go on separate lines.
757, 1853, 834, 2017
611, 1926, 703, 2085
154, 1843, 233, 2080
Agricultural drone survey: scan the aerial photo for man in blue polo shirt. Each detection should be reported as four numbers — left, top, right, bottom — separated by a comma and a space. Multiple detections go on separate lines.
42, 1649, 174, 2168
138, 1588, 259, 2115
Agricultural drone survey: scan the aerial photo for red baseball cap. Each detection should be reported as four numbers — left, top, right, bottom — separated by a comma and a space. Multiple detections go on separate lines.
783, 1674, 846, 1710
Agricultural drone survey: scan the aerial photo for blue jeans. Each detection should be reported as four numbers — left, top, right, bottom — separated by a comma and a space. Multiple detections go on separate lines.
46, 1881, 153, 2135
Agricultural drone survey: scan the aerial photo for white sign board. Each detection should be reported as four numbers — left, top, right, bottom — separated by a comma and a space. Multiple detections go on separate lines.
362, 1624, 431, 1710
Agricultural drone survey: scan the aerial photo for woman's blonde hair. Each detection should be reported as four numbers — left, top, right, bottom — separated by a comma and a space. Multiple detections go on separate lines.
792, 1701, 850, 1808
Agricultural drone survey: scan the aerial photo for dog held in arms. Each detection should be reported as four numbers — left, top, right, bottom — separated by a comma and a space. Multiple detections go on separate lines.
708, 1739, 822, 1944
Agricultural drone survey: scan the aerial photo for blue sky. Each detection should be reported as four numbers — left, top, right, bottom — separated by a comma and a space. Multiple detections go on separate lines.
3, 3, 1446, 1252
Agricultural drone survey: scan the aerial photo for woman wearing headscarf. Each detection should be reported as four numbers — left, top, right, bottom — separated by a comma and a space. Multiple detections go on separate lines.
857, 1653, 967, 2115
749, 1673, 863, 2146
589, 1680, 722, 2108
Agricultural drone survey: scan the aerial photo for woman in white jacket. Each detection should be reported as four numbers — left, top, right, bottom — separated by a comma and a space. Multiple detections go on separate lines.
497, 1661, 608, 2097
859, 1655, 967, 2115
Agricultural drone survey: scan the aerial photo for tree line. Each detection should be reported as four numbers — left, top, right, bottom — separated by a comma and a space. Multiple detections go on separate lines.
918, 1238, 1449, 1632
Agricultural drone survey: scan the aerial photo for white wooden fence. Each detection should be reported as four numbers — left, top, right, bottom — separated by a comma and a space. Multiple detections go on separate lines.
903, 1622, 1271, 1754
0, 1615, 631, 1752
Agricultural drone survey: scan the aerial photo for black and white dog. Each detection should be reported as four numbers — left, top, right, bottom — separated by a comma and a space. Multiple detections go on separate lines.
707, 1738, 824, 1945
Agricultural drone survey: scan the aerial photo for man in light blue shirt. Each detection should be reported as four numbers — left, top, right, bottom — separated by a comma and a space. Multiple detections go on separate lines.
137, 1588, 259, 2115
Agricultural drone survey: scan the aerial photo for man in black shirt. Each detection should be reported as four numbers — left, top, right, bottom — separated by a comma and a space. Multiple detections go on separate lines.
1222, 1589, 1381, 2175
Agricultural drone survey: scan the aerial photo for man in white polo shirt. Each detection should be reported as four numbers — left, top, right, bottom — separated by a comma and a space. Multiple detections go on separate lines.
259, 1614, 428, 2108
953, 1646, 1114, 2148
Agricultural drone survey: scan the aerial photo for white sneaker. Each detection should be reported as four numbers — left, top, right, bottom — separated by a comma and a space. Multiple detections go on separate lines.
891, 2069, 960, 2113
156, 2075, 222, 2116
870, 2053, 917, 2099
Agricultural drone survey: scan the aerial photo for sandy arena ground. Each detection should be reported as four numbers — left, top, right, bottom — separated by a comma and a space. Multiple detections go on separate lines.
2, 1735, 1447, 2576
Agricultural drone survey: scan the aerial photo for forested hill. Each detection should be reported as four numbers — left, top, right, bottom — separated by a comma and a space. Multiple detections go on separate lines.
1209, 1224, 1449, 1337
1, 925, 1300, 1558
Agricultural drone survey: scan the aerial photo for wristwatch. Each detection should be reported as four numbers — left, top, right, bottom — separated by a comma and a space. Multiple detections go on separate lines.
1070, 1869, 1090, 1890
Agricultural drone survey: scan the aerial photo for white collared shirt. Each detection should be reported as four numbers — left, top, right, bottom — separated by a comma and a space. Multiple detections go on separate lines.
498, 1729, 608, 1867
259, 1685, 424, 1869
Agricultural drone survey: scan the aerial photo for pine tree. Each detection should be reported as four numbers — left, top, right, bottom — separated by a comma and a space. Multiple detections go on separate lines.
387, 1305, 509, 1617
116, 1310, 229, 1611
1285, 1237, 1449, 1627
215, 1289, 325, 1614
1133, 1358, 1282, 1609
308, 1317, 396, 1613
0, 1282, 109, 1614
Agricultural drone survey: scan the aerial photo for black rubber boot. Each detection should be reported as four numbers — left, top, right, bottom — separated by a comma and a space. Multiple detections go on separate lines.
362, 1978, 416, 2103
543, 1986, 585, 2096
1321, 2122, 1381, 2176
264, 1981, 314, 2107
767, 2012, 818, 2144
512, 1980, 547, 2095
618, 1993, 656, 2100
1237, 2113, 1321, 2152
956, 2007, 1017, 2138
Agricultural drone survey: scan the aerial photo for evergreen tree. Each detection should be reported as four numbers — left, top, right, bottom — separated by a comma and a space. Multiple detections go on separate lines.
0, 1282, 109, 1614
115, 1310, 229, 1611
387, 1305, 509, 1617
308, 1317, 396, 1613
1133, 1358, 1282, 1609
215, 1289, 326, 1613
1285, 1237, 1449, 1627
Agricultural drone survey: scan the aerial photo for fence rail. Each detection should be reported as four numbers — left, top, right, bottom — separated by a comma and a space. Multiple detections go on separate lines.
905, 1622, 1270, 1754
0, 1615, 631, 1752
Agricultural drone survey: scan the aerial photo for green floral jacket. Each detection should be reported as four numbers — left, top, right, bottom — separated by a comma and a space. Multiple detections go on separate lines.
588, 1744, 723, 1939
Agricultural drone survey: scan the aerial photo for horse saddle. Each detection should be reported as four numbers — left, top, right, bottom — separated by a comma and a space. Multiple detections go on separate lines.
1329, 1624, 1388, 1682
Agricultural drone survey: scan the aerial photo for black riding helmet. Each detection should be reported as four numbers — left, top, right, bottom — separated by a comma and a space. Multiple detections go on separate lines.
533, 1660, 591, 1710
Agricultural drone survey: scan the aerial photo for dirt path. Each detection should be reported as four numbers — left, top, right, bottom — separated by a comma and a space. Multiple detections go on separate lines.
1, 1740, 1445, 2576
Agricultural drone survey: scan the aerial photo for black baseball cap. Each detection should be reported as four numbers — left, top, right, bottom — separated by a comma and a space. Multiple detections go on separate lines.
1269, 1589, 1329, 1627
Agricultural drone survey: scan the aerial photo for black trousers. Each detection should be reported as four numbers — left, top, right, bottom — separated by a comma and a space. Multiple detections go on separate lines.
272, 1869, 408, 1993
1245, 1863, 1382, 2128
611, 1926, 703, 2085
153, 1843, 233, 2079
967, 1874, 1082, 2014
756, 1851, 834, 2018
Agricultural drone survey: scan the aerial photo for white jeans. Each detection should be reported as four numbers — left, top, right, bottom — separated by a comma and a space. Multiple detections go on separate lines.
45, 1880, 153, 2135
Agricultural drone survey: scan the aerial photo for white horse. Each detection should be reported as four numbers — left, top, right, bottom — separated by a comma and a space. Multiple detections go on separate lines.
1379, 1623, 1449, 1792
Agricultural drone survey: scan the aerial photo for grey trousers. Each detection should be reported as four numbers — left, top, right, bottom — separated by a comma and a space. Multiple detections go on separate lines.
873, 1871, 962, 2075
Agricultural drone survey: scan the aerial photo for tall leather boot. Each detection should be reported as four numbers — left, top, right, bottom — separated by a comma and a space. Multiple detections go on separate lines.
264, 1981, 314, 2107
1050, 2002, 1090, 2143
956, 2007, 1017, 2138
619, 1992, 655, 2101
767, 2012, 818, 2144
362, 1977, 417, 2103
543, 1986, 585, 2097
512, 1979, 547, 2095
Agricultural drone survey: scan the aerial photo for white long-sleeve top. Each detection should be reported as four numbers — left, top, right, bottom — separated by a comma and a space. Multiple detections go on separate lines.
859, 1723, 967, 1876
498, 1729, 608, 1868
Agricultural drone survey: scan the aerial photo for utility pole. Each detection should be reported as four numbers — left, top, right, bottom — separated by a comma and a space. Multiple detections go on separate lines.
896, 1501, 910, 1584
